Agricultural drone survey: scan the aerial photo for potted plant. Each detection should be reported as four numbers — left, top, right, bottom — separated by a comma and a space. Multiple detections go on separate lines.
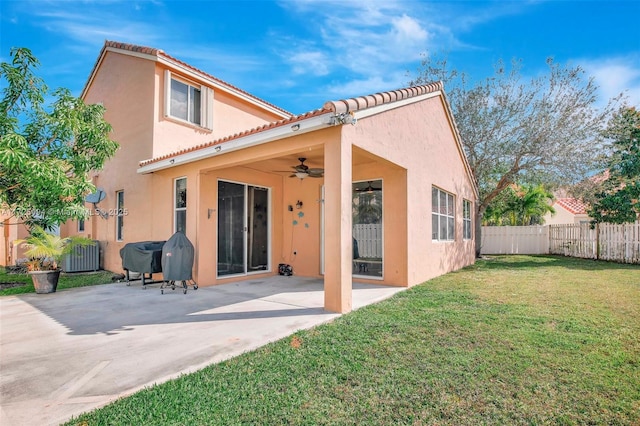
15, 226, 93, 294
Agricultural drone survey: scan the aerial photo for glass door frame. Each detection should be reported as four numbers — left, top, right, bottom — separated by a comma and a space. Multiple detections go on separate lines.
216, 179, 272, 278
352, 178, 384, 280
319, 180, 384, 280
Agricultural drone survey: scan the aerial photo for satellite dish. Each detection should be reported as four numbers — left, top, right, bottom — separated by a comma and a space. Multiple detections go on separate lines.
84, 189, 108, 219
85, 189, 106, 204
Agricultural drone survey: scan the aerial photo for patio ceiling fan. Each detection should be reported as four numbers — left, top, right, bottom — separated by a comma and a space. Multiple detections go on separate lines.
276, 157, 324, 179
354, 181, 382, 193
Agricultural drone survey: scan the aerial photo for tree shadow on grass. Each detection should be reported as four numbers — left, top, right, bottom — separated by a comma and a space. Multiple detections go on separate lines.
474, 254, 640, 272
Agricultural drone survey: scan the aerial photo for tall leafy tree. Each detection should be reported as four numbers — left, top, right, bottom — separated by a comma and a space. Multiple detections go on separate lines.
0, 47, 118, 229
410, 56, 616, 255
589, 106, 640, 224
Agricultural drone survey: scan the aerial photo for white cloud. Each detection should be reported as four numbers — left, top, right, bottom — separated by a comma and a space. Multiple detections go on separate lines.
289, 51, 330, 76
275, 0, 515, 103
34, 10, 161, 47
391, 14, 429, 44
580, 56, 640, 107
321, 73, 408, 99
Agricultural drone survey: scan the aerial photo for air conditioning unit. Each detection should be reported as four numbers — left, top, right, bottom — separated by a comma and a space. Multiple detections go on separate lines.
62, 240, 100, 272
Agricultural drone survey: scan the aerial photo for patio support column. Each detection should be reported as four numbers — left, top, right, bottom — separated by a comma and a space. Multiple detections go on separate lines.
323, 138, 352, 313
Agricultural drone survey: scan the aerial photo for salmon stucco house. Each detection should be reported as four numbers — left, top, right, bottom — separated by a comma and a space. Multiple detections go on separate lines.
59, 40, 478, 313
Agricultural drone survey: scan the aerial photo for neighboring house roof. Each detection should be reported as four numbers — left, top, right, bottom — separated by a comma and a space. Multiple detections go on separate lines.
555, 198, 590, 215
81, 40, 292, 119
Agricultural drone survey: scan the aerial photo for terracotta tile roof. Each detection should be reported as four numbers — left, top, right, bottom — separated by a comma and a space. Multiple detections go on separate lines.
556, 198, 589, 215
82, 40, 291, 117
324, 81, 443, 113
138, 108, 331, 167
104, 40, 160, 55
138, 82, 446, 168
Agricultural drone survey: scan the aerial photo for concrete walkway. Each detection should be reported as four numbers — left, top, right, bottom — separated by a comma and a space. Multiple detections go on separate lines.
0, 276, 404, 425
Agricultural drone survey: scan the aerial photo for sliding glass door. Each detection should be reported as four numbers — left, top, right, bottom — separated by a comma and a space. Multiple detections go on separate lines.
217, 180, 270, 277
352, 180, 383, 278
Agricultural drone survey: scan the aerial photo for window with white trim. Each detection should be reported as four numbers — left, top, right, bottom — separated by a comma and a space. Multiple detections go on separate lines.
463, 199, 472, 240
164, 71, 213, 129
432, 187, 455, 241
174, 177, 187, 233
78, 219, 85, 233
116, 190, 124, 241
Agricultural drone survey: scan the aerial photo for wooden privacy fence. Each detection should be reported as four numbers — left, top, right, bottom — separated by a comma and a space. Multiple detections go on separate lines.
550, 222, 640, 263
353, 224, 382, 258
482, 222, 640, 264
481, 225, 549, 255
549, 224, 597, 258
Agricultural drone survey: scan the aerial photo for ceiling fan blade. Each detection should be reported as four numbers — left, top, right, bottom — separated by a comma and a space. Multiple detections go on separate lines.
354, 182, 381, 192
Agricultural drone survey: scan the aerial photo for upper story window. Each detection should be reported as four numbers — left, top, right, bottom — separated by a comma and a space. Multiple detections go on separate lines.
164, 70, 213, 129
171, 79, 201, 125
432, 186, 455, 241
463, 199, 472, 240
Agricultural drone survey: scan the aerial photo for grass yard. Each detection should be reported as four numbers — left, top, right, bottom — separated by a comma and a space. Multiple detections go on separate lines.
67, 255, 639, 425
0, 267, 115, 295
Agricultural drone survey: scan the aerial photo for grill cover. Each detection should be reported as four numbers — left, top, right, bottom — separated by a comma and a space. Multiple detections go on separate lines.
161, 232, 194, 281
120, 241, 165, 273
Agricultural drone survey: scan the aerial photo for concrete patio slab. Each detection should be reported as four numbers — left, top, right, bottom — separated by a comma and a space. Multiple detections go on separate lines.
0, 276, 404, 425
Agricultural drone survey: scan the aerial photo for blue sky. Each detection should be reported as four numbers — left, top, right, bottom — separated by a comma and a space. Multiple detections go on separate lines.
1, 0, 639, 115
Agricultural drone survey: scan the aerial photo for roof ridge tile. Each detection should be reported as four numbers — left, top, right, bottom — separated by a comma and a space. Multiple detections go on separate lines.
322, 81, 443, 114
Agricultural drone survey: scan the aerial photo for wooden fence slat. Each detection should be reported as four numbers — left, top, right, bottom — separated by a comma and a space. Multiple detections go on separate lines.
353, 224, 382, 258
482, 222, 639, 264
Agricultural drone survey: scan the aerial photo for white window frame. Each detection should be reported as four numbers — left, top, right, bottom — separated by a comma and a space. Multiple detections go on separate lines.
164, 70, 213, 129
432, 186, 455, 242
116, 190, 124, 241
463, 199, 472, 240
78, 218, 85, 233
174, 177, 187, 234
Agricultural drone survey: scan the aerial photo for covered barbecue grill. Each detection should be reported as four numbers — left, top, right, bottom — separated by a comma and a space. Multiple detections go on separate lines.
120, 240, 166, 287
160, 232, 198, 294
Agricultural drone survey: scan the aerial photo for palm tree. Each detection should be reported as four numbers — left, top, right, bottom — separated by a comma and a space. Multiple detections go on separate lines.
352, 191, 382, 224
484, 184, 555, 226
16, 226, 93, 271
507, 184, 555, 225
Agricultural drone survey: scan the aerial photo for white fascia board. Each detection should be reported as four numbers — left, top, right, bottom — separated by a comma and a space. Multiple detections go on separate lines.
105, 46, 157, 62
137, 112, 334, 174
158, 56, 291, 119
352, 91, 441, 120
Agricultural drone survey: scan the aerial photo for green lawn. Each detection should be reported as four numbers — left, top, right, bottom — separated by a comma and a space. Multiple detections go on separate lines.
67, 255, 639, 425
0, 267, 115, 295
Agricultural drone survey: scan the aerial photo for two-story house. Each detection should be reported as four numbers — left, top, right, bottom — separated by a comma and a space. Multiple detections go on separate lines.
60, 40, 478, 313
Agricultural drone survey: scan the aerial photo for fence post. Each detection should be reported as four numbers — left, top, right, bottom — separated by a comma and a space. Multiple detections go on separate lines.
596, 223, 600, 260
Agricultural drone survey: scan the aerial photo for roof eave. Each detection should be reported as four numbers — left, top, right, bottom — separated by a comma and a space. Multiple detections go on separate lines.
137, 112, 334, 174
